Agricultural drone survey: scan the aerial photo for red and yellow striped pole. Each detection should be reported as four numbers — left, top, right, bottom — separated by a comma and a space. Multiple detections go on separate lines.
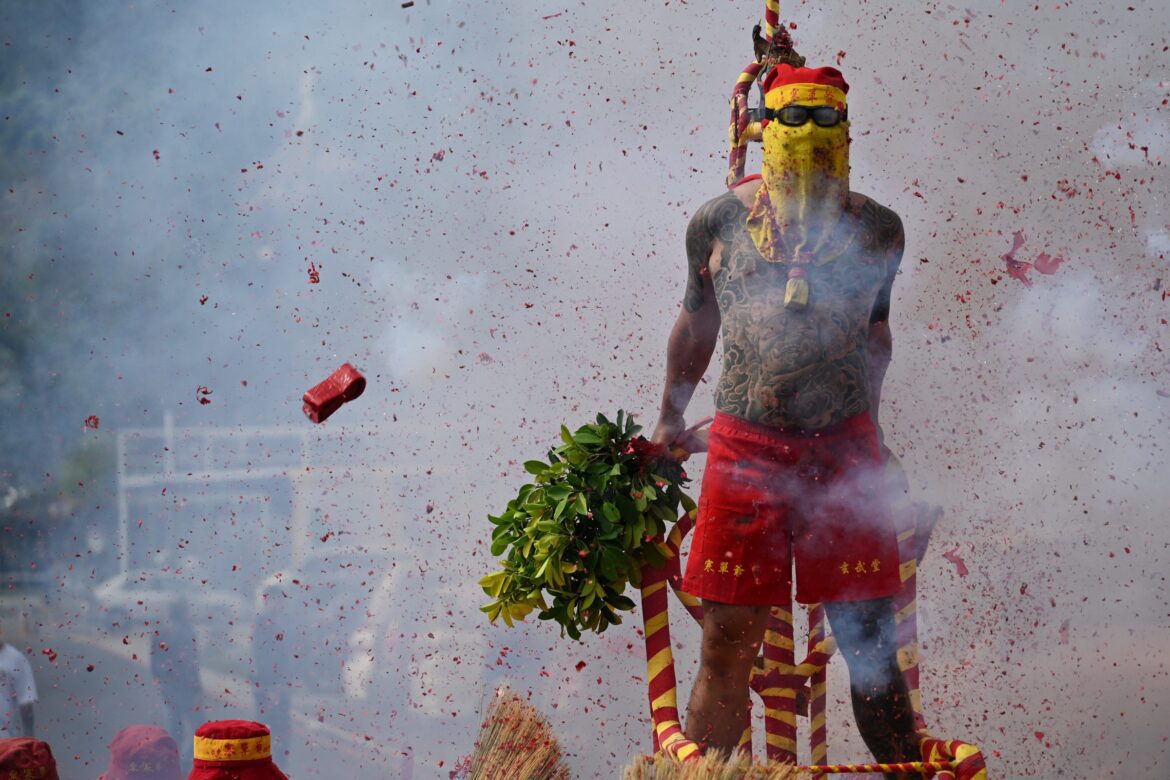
802, 760, 960, 775
807, 603, 829, 765
753, 604, 798, 763
727, 60, 766, 188
640, 519, 701, 763
762, 0, 780, 42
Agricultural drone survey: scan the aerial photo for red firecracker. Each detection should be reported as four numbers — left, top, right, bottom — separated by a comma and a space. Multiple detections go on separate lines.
302, 363, 366, 423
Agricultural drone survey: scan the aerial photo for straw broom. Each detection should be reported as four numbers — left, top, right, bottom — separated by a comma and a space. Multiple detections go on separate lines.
622, 751, 812, 780
465, 691, 571, 780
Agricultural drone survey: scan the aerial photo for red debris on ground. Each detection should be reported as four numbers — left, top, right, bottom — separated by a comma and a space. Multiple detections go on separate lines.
307, 262, 320, 284
84, 415, 100, 430
196, 386, 213, 405
575, 660, 587, 672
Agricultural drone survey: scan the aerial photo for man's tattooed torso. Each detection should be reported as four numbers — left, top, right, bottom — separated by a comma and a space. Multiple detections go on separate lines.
684, 190, 902, 430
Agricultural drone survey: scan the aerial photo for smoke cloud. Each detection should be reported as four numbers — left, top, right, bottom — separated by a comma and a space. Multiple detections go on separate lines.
1, 1, 1167, 778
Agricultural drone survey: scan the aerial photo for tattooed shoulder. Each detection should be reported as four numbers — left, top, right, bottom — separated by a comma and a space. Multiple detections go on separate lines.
684, 192, 747, 311
856, 196, 904, 253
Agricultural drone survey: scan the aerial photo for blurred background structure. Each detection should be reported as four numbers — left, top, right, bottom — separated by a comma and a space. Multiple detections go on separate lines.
1, 1, 1168, 777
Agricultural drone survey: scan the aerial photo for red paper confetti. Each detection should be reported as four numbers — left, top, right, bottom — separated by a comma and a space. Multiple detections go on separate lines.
1005, 259, 1033, 287
41, 648, 58, 663
307, 262, 320, 284
942, 547, 969, 577
574, 660, 587, 672
84, 415, 100, 430
1033, 251, 1065, 275
196, 386, 213, 405
1002, 230, 1033, 287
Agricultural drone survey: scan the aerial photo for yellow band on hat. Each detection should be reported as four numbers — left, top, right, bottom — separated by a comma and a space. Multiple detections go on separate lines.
764, 83, 847, 110
193, 735, 271, 762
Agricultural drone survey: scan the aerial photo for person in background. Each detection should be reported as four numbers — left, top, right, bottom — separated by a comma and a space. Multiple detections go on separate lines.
99, 725, 182, 780
0, 625, 37, 738
149, 599, 203, 762
0, 736, 59, 780
251, 577, 292, 758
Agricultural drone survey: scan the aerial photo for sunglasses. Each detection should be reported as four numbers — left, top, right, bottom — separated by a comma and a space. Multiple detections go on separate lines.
763, 105, 848, 127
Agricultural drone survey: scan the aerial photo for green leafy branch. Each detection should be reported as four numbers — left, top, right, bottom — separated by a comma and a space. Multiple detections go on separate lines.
480, 411, 695, 641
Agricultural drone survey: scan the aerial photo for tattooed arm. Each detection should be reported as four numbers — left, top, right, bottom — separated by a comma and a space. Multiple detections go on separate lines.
862, 200, 905, 438
651, 195, 736, 448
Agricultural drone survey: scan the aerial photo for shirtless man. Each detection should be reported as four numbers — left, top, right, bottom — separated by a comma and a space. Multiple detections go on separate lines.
651, 62, 919, 767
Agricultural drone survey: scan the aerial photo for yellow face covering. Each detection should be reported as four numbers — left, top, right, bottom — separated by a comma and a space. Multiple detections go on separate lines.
745, 82, 853, 308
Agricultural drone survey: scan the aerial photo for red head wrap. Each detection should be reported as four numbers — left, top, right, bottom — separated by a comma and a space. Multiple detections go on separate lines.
100, 726, 181, 780
188, 721, 288, 780
0, 738, 60, 780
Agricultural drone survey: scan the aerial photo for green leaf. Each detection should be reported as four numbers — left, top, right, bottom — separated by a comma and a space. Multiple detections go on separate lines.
546, 484, 573, 501
524, 459, 547, 475
573, 427, 603, 445
609, 593, 636, 611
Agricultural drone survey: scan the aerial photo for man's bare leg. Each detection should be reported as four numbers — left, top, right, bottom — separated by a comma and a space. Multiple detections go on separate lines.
685, 600, 771, 755
824, 597, 918, 779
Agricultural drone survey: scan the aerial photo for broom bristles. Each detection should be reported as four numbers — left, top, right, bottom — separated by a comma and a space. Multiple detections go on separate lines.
467, 691, 570, 780
622, 750, 813, 780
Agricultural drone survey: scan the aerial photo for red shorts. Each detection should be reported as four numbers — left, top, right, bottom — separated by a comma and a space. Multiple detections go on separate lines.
682, 411, 901, 605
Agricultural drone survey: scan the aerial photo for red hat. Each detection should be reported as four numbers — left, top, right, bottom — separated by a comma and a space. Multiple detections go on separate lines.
762, 63, 849, 113
762, 63, 849, 95
99, 726, 181, 780
0, 737, 60, 780
188, 721, 288, 780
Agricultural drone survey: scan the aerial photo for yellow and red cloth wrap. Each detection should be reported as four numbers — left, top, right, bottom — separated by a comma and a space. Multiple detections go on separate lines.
746, 64, 852, 309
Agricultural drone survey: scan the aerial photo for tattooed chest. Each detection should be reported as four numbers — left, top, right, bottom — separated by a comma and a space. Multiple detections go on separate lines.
711, 231, 887, 428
